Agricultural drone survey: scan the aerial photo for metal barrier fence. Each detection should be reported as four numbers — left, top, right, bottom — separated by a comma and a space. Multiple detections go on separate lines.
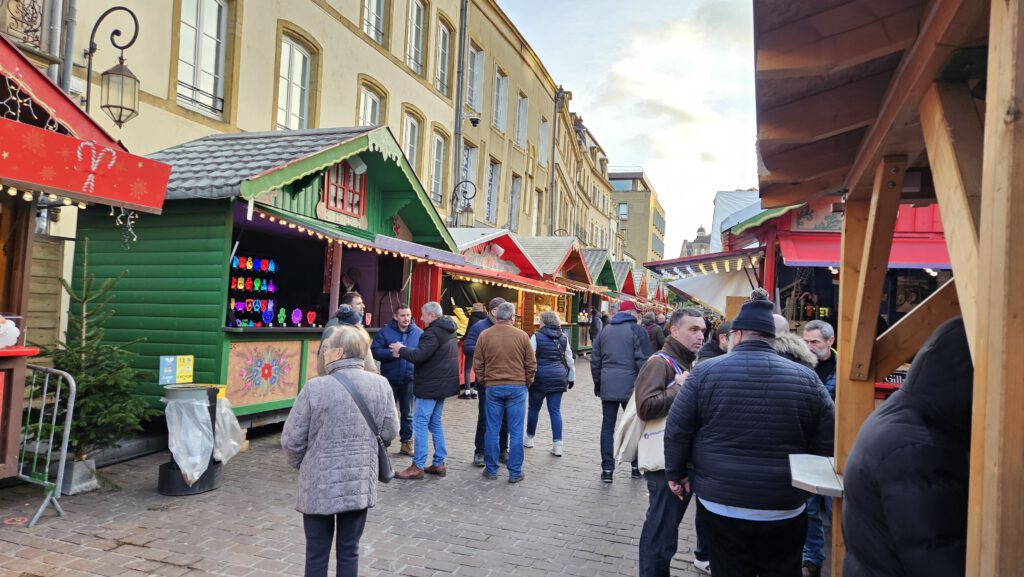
18, 365, 76, 526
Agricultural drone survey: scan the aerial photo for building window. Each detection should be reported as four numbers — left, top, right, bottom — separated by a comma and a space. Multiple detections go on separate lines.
363, 0, 387, 45
435, 21, 452, 95
492, 68, 508, 131
485, 159, 500, 223
178, 0, 227, 115
651, 234, 664, 258
467, 44, 483, 112
324, 161, 367, 218
402, 112, 421, 169
405, 0, 426, 75
429, 131, 447, 205
276, 38, 310, 130
618, 202, 628, 220
509, 174, 522, 232
459, 141, 479, 212
358, 84, 384, 126
514, 93, 528, 148
538, 117, 550, 165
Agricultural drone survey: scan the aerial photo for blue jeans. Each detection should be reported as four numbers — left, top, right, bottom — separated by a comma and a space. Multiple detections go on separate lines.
803, 494, 833, 566
412, 398, 446, 469
484, 385, 527, 477
526, 389, 563, 441
392, 381, 414, 443
475, 385, 508, 453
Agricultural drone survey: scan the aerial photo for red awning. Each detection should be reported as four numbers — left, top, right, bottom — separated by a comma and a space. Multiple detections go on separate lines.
438, 262, 569, 296
778, 233, 951, 269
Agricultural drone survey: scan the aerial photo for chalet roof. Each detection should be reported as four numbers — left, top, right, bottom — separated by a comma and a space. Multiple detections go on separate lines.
611, 261, 634, 292
517, 236, 577, 276
580, 248, 611, 282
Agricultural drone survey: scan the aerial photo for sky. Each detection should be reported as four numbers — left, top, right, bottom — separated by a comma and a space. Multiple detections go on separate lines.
496, 0, 759, 259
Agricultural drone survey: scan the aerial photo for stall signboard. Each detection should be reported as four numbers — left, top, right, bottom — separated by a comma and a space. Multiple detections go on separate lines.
159, 355, 195, 385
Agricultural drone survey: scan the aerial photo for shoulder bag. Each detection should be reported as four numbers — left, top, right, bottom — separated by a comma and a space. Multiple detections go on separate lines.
331, 373, 394, 483
637, 352, 685, 474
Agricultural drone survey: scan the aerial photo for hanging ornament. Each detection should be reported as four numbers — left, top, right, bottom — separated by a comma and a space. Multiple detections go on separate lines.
245, 299, 254, 312
255, 322, 263, 328
238, 257, 247, 269
232, 256, 239, 269
236, 277, 245, 290
245, 278, 253, 291
267, 279, 277, 293
253, 258, 261, 270
278, 308, 287, 325
268, 260, 277, 273
229, 298, 235, 310
252, 299, 262, 313
246, 258, 253, 270
262, 309, 274, 324
291, 308, 302, 325
253, 278, 262, 291
235, 319, 243, 327
261, 259, 269, 272
235, 301, 245, 312
262, 299, 270, 312
230, 277, 236, 289
306, 311, 317, 326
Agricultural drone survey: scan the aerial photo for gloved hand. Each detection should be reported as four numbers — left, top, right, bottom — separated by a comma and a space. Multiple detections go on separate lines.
594, 384, 600, 397
567, 381, 574, 390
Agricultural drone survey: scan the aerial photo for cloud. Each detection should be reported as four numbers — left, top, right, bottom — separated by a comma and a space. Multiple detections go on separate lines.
699, 152, 717, 162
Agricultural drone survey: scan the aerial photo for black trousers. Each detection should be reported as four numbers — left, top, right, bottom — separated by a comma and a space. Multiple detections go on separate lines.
639, 470, 693, 577
600, 400, 637, 471
302, 509, 368, 577
474, 385, 508, 453
697, 499, 807, 577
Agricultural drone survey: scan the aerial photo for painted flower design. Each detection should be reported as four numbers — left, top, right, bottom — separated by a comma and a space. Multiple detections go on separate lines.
239, 346, 291, 395
260, 363, 272, 380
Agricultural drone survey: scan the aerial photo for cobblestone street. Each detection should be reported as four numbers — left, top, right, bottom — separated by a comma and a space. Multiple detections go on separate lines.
0, 359, 706, 577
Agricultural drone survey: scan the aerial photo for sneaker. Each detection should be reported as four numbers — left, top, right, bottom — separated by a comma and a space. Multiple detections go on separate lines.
550, 440, 563, 457
631, 466, 643, 479
472, 451, 485, 467
458, 390, 470, 399
694, 558, 711, 575
399, 440, 414, 457
508, 474, 525, 484
499, 450, 509, 464
601, 470, 614, 483
524, 435, 535, 448
481, 470, 497, 480
801, 561, 821, 577
469, 388, 478, 399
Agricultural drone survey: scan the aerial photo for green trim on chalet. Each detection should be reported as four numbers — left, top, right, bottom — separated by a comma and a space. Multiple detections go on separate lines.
595, 261, 617, 291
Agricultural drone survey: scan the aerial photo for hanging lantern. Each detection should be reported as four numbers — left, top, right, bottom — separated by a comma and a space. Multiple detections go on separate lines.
100, 60, 140, 127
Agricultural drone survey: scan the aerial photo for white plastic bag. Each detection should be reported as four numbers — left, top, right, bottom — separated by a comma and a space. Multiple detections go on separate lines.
165, 398, 213, 486
213, 397, 244, 464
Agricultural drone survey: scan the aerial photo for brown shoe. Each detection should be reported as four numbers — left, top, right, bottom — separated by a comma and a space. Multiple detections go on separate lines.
399, 440, 414, 456
424, 463, 447, 477
395, 464, 424, 480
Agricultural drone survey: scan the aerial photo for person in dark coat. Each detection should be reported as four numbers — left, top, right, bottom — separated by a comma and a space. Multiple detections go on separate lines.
696, 321, 731, 365
589, 309, 604, 343
463, 297, 509, 466
664, 289, 835, 577
370, 304, 423, 457
842, 317, 972, 577
525, 311, 575, 457
390, 302, 459, 480
590, 300, 651, 482
643, 312, 667, 352
460, 303, 488, 399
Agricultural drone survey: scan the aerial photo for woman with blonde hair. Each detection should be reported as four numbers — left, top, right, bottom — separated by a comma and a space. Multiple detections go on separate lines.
282, 324, 398, 577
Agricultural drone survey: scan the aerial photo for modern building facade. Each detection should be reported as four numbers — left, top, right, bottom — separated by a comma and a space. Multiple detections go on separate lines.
609, 169, 666, 262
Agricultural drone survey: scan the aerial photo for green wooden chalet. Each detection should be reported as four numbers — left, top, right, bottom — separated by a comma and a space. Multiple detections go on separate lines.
74, 126, 456, 418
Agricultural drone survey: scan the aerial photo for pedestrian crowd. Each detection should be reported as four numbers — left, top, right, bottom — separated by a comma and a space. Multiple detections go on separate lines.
282, 288, 971, 577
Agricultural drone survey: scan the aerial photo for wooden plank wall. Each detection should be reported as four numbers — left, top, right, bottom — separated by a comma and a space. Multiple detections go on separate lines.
26, 237, 64, 358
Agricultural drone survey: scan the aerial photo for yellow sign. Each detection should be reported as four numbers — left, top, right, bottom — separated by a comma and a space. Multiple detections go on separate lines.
160, 355, 194, 384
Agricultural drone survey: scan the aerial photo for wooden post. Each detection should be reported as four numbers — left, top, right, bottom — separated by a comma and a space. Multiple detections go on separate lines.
872, 278, 961, 381
328, 243, 343, 314
969, 1, 1024, 574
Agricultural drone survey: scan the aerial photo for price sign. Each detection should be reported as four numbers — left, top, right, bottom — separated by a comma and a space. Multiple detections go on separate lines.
159, 355, 195, 385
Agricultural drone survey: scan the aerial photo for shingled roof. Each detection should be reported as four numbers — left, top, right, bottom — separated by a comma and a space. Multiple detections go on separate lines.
517, 236, 578, 276
149, 127, 373, 200
580, 248, 611, 282
611, 261, 635, 293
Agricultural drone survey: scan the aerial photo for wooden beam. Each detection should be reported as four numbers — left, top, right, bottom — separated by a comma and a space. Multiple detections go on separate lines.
850, 157, 906, 381
831, 195, 871, 577
919, 82, 983, 352
761, 131, 863, 184
969, 1, 1024, 574
757, 5, 920, 79
759, 174, 847, 209
844, 0, 989, 201
759, 73, 891, 145
872, 278, 960, 381
758, 0, 924, 55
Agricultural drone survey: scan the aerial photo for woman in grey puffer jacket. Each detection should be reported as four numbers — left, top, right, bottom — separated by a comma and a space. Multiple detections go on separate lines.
282, 325, 399, 577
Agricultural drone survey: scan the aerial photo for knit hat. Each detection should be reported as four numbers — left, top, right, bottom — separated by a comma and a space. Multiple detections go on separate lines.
334, 304, 362, 326
618, 301, 638, 313
488, 297, 507, 311
731, 288, 776, 336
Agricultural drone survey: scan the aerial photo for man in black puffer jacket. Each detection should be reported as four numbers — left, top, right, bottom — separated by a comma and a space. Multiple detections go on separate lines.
842, 317, 972, 577
665, 290, 834, 577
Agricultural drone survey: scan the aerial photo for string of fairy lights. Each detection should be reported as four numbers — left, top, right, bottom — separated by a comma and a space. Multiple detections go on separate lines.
1, 184, 87, 209
664, 254, 760, 279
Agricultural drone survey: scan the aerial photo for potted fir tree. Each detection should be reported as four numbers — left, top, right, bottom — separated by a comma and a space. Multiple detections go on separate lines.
42, 239, 156, 494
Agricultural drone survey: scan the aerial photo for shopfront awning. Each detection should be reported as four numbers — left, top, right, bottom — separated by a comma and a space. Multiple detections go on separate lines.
778, 233, 951, 269
552, 277, 610, 294
439, 262, 568, 297
668, 269, 759, 314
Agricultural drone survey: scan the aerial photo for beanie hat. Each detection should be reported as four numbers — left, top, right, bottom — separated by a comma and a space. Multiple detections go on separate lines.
334, 304, 362, 326
488, 297, 507, 311
618, 301, 638, 313
731, 288, 776, 337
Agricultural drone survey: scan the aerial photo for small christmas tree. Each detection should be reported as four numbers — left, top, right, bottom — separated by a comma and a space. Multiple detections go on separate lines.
43, 238, 156, 461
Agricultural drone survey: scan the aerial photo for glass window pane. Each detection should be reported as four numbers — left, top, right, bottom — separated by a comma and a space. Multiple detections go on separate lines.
200, 35, 218, 76
179, 25, 197, 69
202, 0, 222, 34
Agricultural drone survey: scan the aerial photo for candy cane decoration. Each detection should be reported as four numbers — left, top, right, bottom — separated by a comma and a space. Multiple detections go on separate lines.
76, 141, 118, 194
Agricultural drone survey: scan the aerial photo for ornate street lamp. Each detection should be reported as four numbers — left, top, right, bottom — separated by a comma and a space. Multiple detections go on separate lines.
448, 180, 476, 228
83, 7, 140, 127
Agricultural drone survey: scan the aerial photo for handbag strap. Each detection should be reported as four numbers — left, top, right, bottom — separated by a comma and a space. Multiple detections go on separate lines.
543, 331, 570, 371
331, 372, 380, 438
653, 352, 684, 375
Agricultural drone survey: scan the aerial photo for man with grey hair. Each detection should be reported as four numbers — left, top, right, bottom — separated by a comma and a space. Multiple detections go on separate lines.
474, 302, 536, 483
800, 319, 837, 577
391, 302, 460, 480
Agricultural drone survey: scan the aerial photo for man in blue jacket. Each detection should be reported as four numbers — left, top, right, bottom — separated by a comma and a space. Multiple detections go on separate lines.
664, 290, 835, 577
463, 297, 509, 467
590, 300, 651, 483
371, 304, 422, 457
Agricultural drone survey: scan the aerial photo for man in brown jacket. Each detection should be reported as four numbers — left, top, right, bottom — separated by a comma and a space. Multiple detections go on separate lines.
474, 302, 536, 483
634, 308, 709, 577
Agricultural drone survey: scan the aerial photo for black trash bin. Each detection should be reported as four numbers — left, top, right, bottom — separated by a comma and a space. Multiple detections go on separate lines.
158, 385, 222, 496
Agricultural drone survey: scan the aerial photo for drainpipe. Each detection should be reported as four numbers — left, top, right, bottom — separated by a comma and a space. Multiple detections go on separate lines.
59, 0, 77, 93
46, 0, 65, 85
547, 86, 564, 235
450, 0, 470, 224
